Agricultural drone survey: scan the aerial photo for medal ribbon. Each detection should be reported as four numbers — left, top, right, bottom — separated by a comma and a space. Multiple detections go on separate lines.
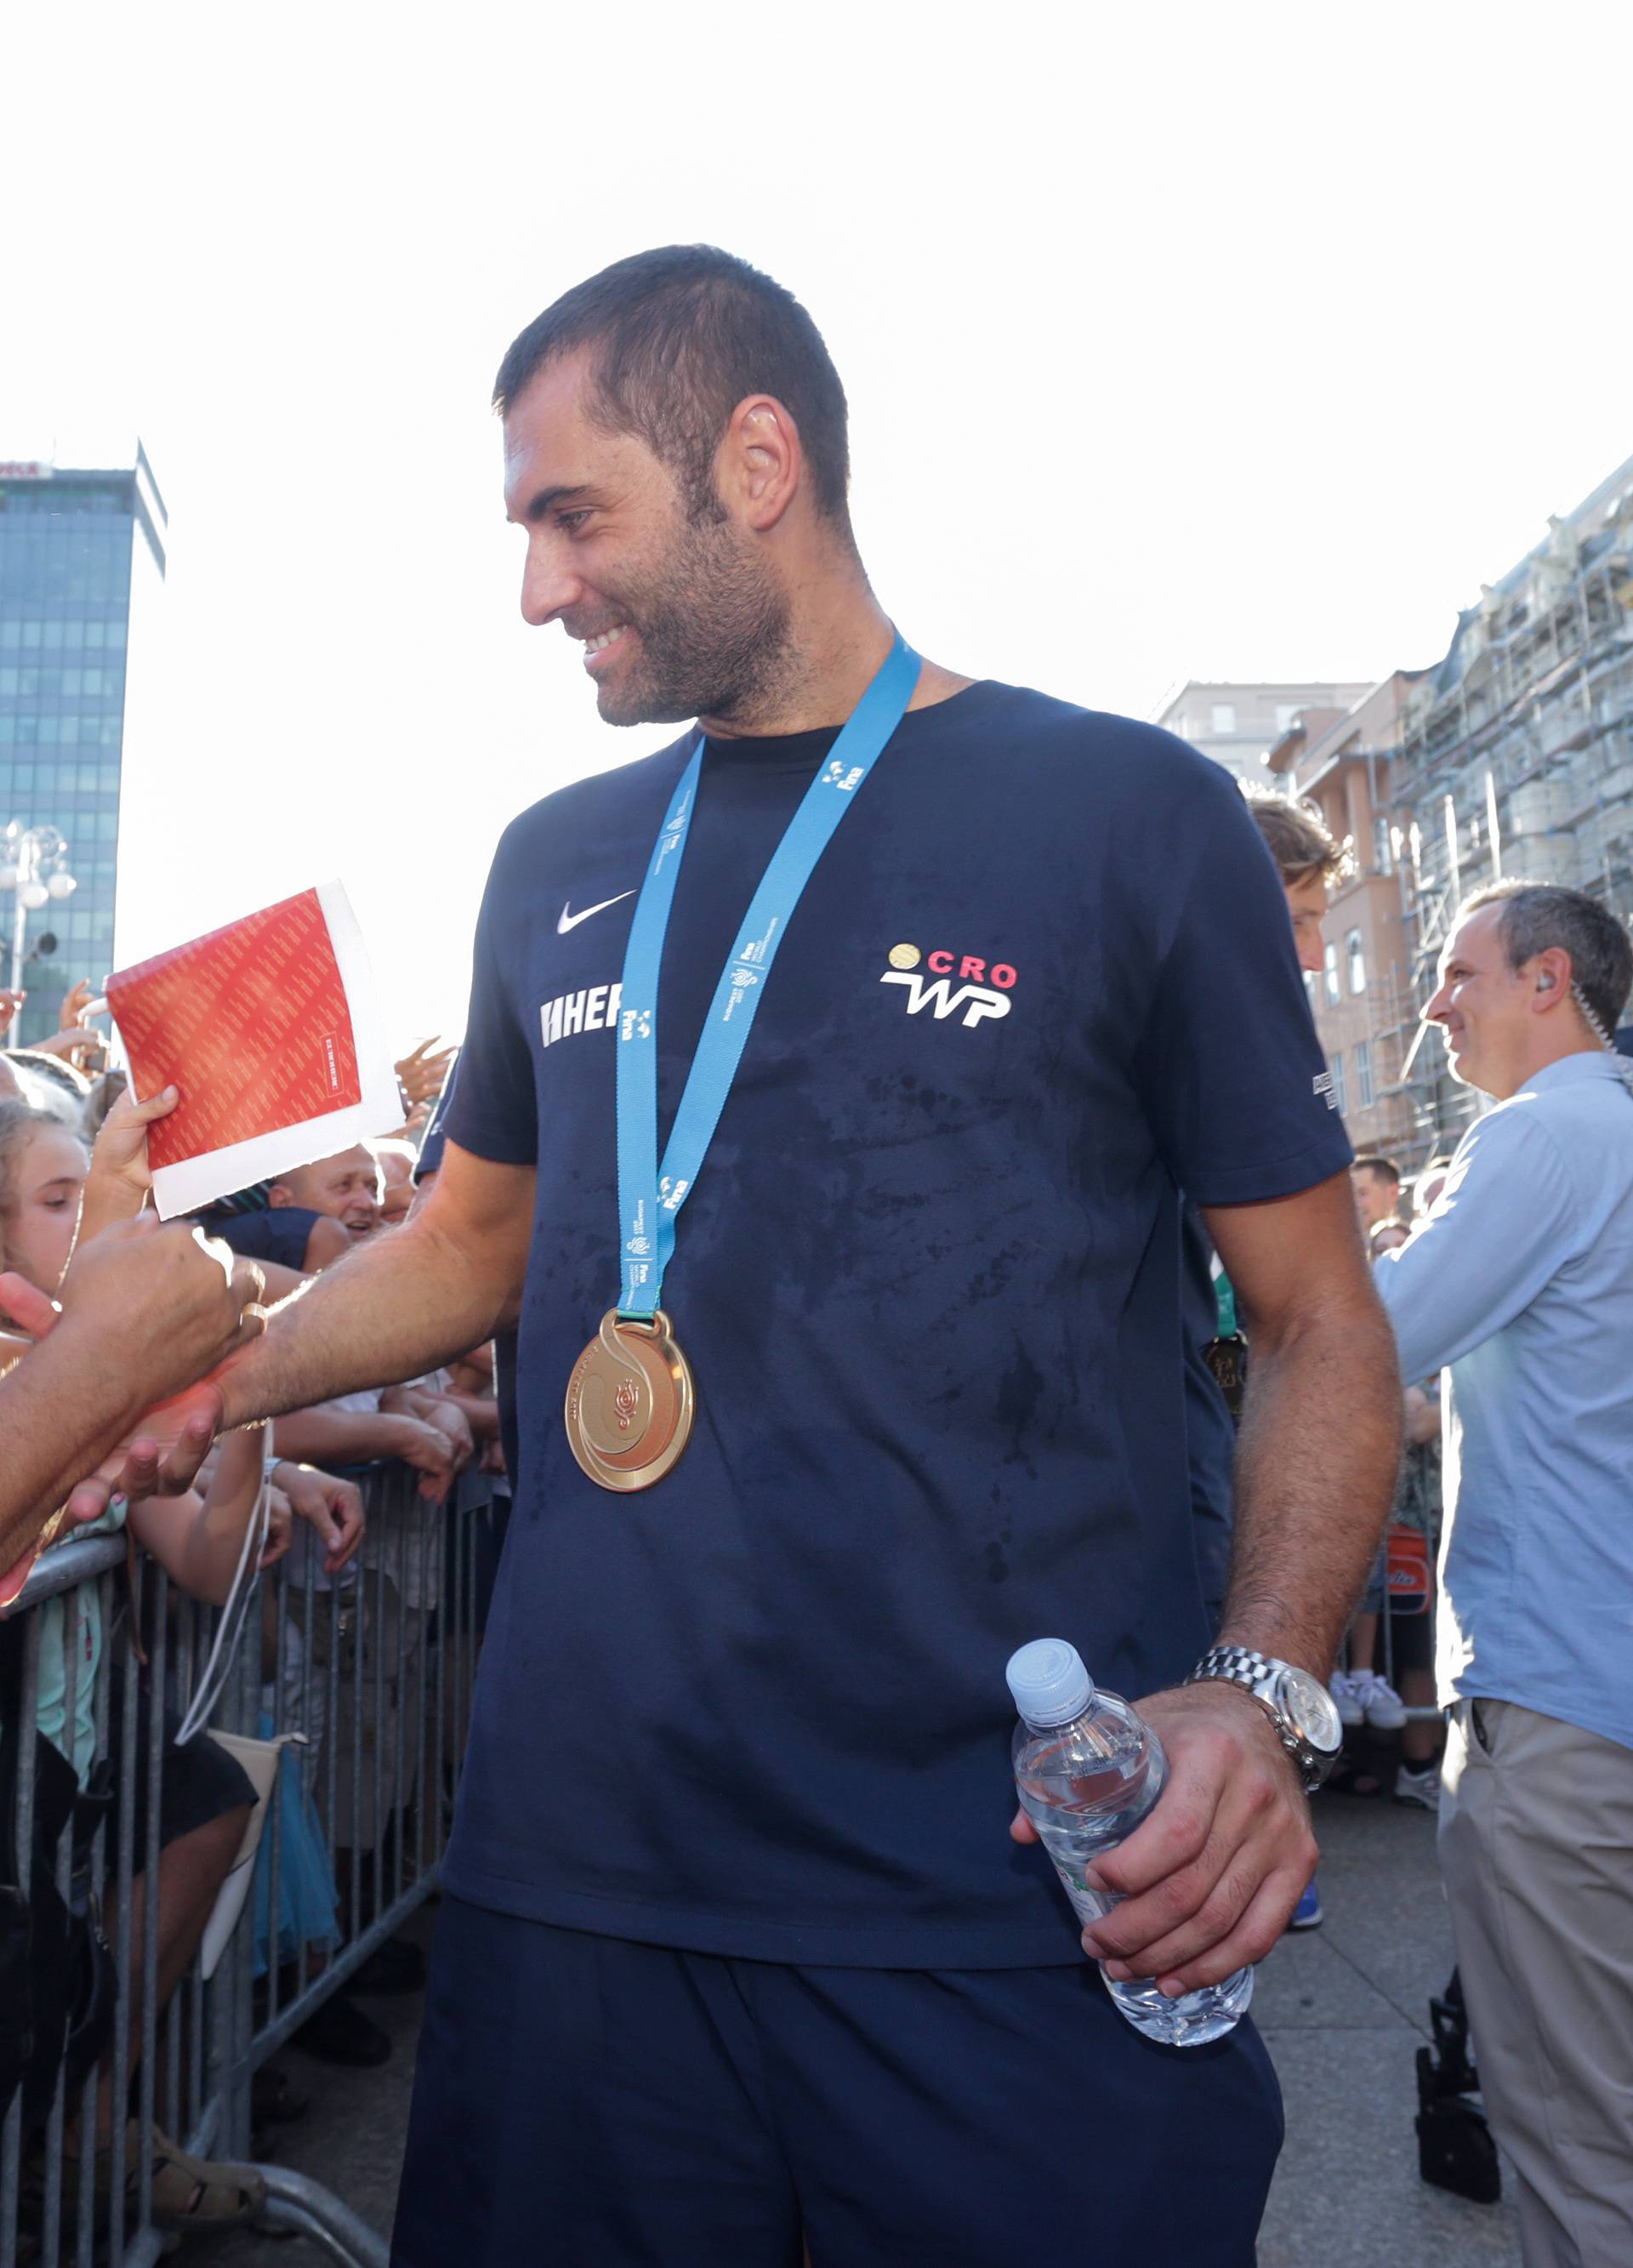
615, 631, 921, 1317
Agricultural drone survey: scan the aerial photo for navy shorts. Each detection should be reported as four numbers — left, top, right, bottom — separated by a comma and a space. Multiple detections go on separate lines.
391, 1899, 1283, 2268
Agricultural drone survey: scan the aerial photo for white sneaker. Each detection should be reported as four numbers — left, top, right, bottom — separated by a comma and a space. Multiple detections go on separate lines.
1351, 1670, 1408, 1731
1329, 1672, 1364, 1729
1394, 1761, 1442, 1810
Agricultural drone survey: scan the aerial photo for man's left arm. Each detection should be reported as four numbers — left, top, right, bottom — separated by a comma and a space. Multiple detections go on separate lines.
1073, 1171, 1402, 1993
1025, 749, 1398, 1993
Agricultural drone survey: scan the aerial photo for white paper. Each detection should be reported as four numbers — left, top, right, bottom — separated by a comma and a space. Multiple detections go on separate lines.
148, 879, 402, 1219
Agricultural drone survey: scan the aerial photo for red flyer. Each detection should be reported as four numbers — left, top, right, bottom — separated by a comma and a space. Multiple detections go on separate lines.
104, 880, 401, 1218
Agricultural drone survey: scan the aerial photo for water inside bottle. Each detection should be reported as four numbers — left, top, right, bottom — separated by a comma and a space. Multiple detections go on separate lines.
1015, 1698, 1255, 2046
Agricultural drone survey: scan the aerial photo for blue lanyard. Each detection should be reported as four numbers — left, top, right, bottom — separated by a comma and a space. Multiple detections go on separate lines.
615, 632, 921, 1317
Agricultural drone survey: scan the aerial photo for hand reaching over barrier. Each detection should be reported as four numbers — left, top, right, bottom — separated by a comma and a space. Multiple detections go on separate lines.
262, 1478, 294, 1569
0, 1217, 267, 1545
382, 1415, 462, 1506
381, 1382, 475, 1479
271, 1458, 366, 1571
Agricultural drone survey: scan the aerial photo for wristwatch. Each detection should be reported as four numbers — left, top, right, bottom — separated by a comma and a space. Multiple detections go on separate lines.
1184, 1646, 1344, 1792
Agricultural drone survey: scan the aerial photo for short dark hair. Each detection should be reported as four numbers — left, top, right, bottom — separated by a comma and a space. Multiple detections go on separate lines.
1241, 789, 1347, 886
493, 246, 852, 524
1351, 1154, 1401, 1187
1461, 880, 1633, 1038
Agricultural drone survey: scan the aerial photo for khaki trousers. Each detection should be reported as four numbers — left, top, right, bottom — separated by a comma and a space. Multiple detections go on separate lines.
1439, 1698, 1633, 2268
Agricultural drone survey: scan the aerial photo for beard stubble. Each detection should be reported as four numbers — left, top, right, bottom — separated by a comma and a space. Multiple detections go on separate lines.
594, 507, 794, 730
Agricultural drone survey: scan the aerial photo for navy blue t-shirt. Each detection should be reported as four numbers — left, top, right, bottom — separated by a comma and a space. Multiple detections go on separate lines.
194, 1204, 324, 1274
443, 680, 1351, 1966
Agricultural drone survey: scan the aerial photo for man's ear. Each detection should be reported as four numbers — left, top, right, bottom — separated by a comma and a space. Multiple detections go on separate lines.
266, 1182, 295, 1209
1532, 946, 1572, 1008
718, 394, 801, 533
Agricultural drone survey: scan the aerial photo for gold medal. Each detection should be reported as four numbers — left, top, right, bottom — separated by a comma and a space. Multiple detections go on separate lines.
565, 1309, 696, 1492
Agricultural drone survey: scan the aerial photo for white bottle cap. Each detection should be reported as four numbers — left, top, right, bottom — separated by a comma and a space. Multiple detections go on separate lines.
1006, 1638, 1093, 1728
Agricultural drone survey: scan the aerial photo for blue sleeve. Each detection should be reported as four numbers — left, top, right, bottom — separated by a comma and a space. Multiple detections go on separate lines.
413, 1052, 460, 1182
1130, 754, 1354, 1205
1374, 1106, 1578, 1379
200, 1207, 322, 1272
444, 833, 538, 1168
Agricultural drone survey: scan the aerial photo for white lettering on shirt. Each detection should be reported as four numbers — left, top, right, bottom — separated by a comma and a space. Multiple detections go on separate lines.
879, 971, 1013, 1029
541, 980, 622, 1050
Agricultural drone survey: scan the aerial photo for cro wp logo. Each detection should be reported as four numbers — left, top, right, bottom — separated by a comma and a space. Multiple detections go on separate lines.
879, 942, 1016, 1029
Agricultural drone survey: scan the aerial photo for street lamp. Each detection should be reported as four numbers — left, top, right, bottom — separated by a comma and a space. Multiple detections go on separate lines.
0, 821, 78, 1029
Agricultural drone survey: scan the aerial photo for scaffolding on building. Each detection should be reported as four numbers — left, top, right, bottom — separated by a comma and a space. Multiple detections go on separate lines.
1385, 456, 1633, 1157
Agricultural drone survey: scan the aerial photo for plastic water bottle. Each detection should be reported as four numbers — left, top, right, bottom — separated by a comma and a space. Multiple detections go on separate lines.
1007, 1636, 1255, 2046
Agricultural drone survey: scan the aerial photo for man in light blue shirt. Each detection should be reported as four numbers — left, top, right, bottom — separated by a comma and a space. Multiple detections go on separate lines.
1374, 879, 1633, 2268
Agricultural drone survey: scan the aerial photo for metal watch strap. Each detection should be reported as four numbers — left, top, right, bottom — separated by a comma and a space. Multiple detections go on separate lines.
1187, 1644, 1275, 1695
1185, 1645, 1312, 1783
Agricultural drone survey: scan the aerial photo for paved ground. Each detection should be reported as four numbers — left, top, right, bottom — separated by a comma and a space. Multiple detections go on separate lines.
1254, 1796, 1519, 2268
215, 1796, 1521, 2266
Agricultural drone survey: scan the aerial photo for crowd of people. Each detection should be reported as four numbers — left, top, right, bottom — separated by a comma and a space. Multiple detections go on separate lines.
3, 242, 1630, 2268
0, 1004, 497, 2236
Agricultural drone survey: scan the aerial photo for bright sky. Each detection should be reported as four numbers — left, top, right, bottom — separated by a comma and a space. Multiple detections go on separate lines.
5, 3, 1630, 1046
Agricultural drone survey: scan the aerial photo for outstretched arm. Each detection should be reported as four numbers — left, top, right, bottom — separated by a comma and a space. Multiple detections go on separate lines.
214, 1143, 535, 1432
129, 1426, 267, 1606
271, 1404, 464, 1504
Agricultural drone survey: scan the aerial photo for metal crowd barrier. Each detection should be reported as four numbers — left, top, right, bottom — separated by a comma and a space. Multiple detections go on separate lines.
0, 1458, 499, 2267
1355, 1520, 1442, 1723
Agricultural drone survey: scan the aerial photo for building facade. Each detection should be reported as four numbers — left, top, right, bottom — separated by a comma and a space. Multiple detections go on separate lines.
0, 450, 167, 1046
1153, 678, 1371, 782
1385, 454, 1633, 1158
1261, 453, 1633, 1171
1267, 674, 1427, 1161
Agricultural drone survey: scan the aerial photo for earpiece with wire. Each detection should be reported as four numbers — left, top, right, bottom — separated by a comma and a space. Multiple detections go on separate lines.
1571, 979, 1633, 1092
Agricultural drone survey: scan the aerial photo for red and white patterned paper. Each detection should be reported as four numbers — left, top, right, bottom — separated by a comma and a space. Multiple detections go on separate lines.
104, 880, 401, 1217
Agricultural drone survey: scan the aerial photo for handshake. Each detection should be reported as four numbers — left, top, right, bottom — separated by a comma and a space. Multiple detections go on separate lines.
0, 1216, 267, 1549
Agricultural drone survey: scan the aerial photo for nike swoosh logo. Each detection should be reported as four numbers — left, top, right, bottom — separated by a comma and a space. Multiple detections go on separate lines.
558, 891, 635, 935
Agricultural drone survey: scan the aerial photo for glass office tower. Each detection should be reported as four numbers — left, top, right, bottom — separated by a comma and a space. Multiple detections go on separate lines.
0, 448, 167, 1045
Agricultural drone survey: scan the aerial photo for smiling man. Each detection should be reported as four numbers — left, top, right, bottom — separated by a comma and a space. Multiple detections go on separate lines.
175, 247, 1400, 2267
267, 1144, 383, 1239
1374, 880, 1633, 2266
